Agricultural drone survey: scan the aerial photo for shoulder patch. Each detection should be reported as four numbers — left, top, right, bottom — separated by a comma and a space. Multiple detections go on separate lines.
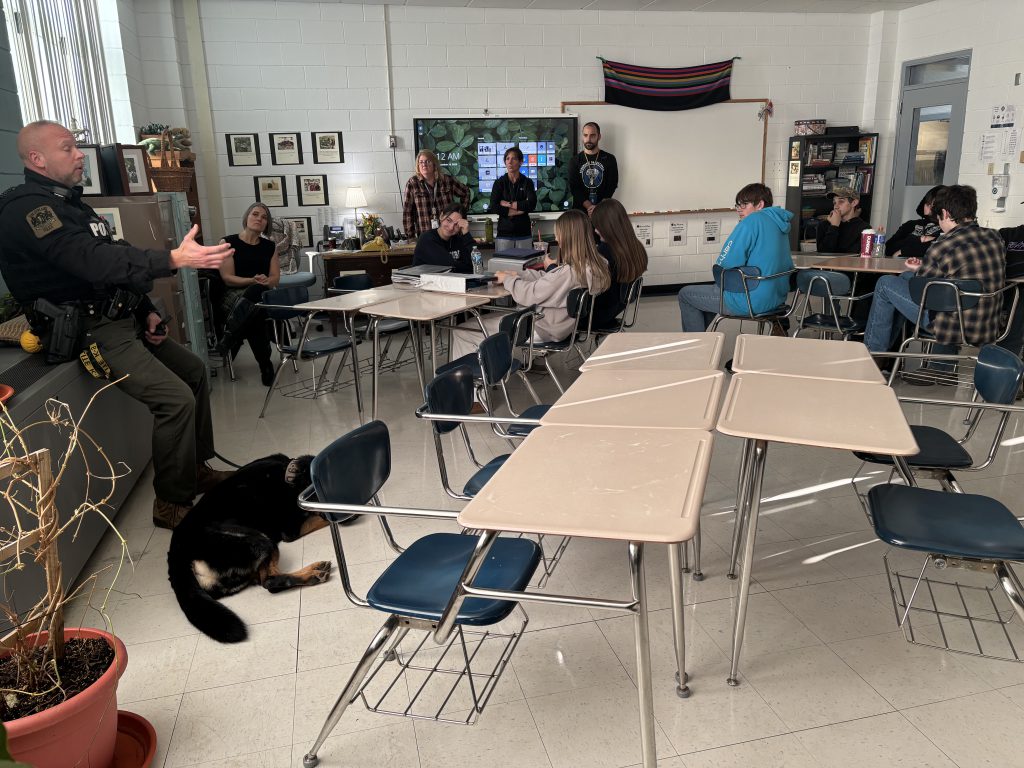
26, 205, 62, 238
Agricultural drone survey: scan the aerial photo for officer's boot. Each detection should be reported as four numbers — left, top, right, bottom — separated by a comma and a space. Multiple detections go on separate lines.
153, 498, 192, 529
197, 463, 234, 494
215, 297, 255, 356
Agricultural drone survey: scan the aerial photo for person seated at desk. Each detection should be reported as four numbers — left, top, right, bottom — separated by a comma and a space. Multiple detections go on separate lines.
590, 199, 648, 328
411, 203, 474, 273
886, 185, 945, 259
995, 223, 1024, 357
489, 146, 537, 251
403, 150, 471, 240
449, 209, 610, 361
816, 186, 868, 253
217, 202, 280, 387
677, 183, 793, 332
863, 185, 1005, 370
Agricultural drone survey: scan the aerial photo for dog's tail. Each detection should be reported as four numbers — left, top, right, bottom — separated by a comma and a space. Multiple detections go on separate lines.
168, 551, 248, 643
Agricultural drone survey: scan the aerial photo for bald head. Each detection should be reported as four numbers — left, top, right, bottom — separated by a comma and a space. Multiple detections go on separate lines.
17, 120, 85, 187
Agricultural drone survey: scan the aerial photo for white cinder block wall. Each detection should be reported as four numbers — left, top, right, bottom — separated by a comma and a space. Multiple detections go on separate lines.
885, 0, 1024, 231
106, 1, 906, 285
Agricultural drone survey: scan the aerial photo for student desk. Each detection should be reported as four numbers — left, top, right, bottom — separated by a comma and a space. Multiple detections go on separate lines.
457, 424, 714, 768
579, 332, 726, 372
539, 368, 725, 430
716, 373, 918, 685
731, 334, 884, 383
362, 292, 492, 417
810, 255, 910, 274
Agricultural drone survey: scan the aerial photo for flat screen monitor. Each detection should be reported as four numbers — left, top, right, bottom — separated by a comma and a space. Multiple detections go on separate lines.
413, 116, 578, 214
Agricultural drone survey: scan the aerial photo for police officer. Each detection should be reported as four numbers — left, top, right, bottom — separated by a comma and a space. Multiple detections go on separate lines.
0, 120, 235, 529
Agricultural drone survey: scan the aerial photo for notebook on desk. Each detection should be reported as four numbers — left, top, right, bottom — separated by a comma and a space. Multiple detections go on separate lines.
392, 264, 451, 286
493, 247, 544, 260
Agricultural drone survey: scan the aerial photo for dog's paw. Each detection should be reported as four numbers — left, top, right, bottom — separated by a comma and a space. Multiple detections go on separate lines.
312, 561, 332, 582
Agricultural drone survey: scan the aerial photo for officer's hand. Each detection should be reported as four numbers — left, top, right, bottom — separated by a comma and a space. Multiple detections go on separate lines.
144, 312, 167, 346
170, 226, 233, 270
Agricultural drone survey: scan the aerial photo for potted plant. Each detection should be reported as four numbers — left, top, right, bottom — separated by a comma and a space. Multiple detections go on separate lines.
0, 386, 139, 767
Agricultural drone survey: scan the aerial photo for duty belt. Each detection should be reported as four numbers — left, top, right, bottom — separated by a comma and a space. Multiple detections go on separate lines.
75, 290, 142, 322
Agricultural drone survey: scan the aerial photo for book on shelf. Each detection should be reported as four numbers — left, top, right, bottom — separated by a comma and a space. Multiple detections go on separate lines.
841, 151, 865, 164
835, 146, 849, 163
857, 136, 877, 164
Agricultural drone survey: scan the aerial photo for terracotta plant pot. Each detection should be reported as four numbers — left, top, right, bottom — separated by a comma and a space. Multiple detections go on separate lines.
4, 627, 128, 768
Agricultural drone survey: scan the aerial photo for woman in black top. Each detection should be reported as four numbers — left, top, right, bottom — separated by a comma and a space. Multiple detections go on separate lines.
885, 185, 945, 258
590, 199, 648, 328
488, 146, 537, 248
217, 202, 280, 386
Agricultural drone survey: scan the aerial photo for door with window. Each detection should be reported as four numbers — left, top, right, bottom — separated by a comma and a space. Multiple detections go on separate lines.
889, 53, 971, 229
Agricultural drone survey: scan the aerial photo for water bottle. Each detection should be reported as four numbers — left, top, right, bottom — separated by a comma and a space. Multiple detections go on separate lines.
872, 227, 886, 258
471, 246, 483, 275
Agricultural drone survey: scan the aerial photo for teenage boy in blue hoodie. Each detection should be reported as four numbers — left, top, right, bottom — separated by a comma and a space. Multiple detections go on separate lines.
677, 183, 794, 332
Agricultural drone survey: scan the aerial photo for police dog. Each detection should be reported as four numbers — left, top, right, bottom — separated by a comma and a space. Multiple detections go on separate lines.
168, 454, 332, 643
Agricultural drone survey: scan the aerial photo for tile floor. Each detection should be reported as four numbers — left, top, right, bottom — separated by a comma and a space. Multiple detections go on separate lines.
75, 295, 1024, 768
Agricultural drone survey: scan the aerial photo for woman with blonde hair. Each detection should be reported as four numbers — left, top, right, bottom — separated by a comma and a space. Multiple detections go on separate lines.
590, 199, 648, 327
402, 149, 471, 239
449, 209, 610, 360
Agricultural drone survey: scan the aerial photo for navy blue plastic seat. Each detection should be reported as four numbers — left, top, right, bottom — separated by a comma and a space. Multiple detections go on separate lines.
793, 270, 869, 339
854, 424, 972, 469
506, 404, 550, 437
868, 484, 1024, 561
463, 455, 510, 497
853, 345, 1024, 489
708, 265, 795, 334
367, 533, 539, 625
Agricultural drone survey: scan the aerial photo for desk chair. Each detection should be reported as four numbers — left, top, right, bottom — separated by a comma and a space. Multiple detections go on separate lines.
591, 276, 644, 343
331, 273, 412, 370
867, 482, 1024, 662
257, 286, 359, 418
516, 287, 594, 394
298, 421, 541, 767
436, 305, 543, 412
894, 277, 1019, 385
853, 344, 1024, 496
792, 271, 873, 340
707, 265, 797, 335
418, 366, 566, 582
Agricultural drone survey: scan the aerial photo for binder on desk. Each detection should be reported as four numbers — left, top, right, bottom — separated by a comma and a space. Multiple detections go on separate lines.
420, 273, 496, 294
493, 247, 544, 260
392, 264, 451, 286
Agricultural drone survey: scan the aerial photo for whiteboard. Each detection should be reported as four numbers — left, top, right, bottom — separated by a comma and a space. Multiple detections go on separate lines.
562, 100, 768, 215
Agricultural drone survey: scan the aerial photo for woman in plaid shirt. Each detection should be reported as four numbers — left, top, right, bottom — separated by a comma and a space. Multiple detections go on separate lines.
402, 150, 471, 239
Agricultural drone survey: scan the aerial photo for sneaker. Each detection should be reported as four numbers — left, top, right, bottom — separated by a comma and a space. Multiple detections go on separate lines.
197, 463, 234, 494
153, 498, 191, 529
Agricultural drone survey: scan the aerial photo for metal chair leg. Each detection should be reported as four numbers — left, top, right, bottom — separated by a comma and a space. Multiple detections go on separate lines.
258, 360, 286, 418
302, 615, 401, 768
517, 371, 542, 405
995, 562, 1024, 624
542, 356, 565, 394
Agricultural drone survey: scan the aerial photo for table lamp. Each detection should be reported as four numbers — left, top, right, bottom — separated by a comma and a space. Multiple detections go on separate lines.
346, 187, 367, 226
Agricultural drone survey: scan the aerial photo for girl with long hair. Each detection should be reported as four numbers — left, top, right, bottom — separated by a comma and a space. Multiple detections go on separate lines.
449, 209, 609, 360
590, 199, 648, 326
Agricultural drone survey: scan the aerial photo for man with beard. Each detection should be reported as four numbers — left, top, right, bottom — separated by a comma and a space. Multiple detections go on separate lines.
568, 122, 618, 215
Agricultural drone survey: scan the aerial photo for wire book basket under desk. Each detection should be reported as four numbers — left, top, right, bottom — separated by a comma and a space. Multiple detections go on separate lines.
885, 551, 1024, 663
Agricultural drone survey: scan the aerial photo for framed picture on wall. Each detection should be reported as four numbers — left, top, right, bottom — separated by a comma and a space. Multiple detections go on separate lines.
311, 132, 344, 164
226, 133, 260, 166
254, 175, 287, 207
98, 143, 151, 195
78, 144, 104, 195
297, 174, 328, 206
270, 132, 303, 165
281, 216, 314, 249
121, 145, 151, 194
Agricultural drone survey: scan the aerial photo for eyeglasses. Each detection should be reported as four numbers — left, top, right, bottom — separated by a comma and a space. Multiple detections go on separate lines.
734, 202, 754, 210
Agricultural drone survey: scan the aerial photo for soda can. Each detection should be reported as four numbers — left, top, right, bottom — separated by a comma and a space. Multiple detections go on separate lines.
860, 228, 876, 258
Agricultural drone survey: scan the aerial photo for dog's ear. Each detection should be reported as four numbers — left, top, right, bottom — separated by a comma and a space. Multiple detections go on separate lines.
285, 455, 314, 485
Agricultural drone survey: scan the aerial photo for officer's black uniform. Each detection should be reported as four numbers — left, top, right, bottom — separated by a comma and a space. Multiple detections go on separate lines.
0, 168, 216, 505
